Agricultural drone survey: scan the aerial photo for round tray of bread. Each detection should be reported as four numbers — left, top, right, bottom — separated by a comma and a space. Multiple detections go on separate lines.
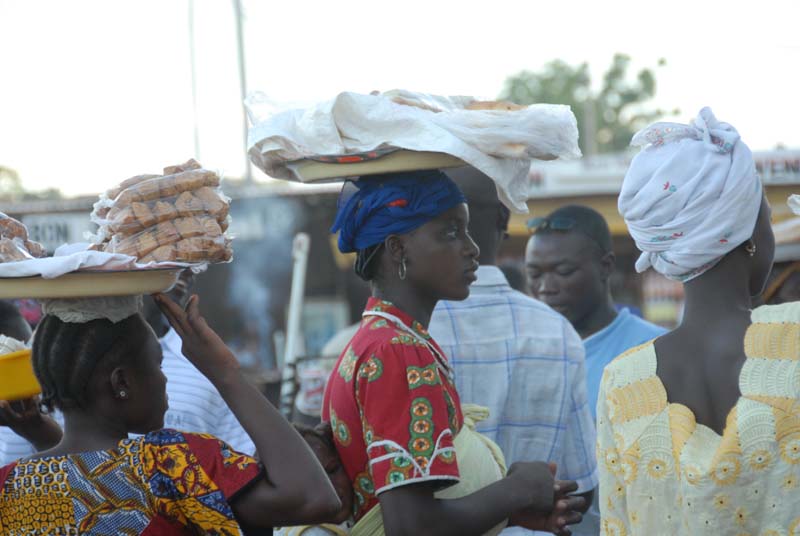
0, 268, 181, 300
285, 149, 467, 182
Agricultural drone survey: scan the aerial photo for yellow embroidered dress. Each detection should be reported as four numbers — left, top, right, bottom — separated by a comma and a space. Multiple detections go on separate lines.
597, 302, 800, 535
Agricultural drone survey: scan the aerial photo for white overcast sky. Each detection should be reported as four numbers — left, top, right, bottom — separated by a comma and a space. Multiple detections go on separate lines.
1, 0, 799, 196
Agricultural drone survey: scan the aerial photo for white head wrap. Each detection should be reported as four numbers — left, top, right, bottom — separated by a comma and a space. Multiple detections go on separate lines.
618, 107, 762, 282
0, 335, 28, 355
41, 296, 142, 324
788, 195, 800, 216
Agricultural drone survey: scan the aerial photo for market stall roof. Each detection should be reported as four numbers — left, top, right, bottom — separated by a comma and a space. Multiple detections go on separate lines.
508, 183, 800, 238
773, 215, 800, 262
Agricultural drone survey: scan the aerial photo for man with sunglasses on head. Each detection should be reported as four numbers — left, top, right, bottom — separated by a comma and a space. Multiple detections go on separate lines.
430, 168, 597, 536
525, 205, 665, 534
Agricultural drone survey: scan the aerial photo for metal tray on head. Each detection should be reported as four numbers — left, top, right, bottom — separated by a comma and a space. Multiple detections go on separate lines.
0, 268, 181, 300
287, 149, 466, 182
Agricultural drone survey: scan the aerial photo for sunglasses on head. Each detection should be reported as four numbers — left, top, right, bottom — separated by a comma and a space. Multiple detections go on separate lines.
526, 216, 577, 233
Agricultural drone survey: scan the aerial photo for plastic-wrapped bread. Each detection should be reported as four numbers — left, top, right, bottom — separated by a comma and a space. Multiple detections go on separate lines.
199, 217, 223, 237
163, 158, 202, 175
106, 174, 161, 203
0, 214, 28, 241
0, 238, 32, 262
113, 169, 220, 207
195, 187, 230, 220
93, 160, 232, 265
0, 213, 46, 261
154, 221, 180, 247
173, 216, 223, 239
105, 215, 224, 257
103, 190, 229, 235
139, 235, 232, 264
24, 240, 45, 258
141, 244, 176, 263
174, 191, 205, 216
132, 202, 158, 229
107, 230, 160, 258
152, 200, 179, 224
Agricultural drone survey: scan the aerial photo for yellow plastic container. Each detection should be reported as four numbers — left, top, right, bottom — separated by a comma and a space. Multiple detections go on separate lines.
0, 349, 41, 400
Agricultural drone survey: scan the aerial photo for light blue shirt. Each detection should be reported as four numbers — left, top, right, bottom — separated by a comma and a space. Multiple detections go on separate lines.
575, 309, 667, 535
583, 308, 667, 420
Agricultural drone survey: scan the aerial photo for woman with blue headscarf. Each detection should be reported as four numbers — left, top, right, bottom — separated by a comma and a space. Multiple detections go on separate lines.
321, 170, 585, 536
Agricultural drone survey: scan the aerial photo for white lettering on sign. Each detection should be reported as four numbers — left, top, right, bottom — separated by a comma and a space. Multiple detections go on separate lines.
20, 213, 96, 253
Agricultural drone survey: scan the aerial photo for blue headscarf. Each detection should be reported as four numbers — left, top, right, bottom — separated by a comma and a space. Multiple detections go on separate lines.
331, 170, 467, 253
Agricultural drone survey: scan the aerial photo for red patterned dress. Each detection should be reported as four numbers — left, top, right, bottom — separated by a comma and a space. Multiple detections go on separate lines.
0, 429, 262, 535
322, 298, 464, 522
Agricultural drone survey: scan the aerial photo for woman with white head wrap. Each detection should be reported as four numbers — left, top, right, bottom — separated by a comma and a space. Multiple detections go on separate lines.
596, 109, 800, 535
619, 107, 763, 281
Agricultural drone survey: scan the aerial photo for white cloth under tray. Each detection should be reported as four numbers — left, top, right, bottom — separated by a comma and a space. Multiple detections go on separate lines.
0, 243, 198, 279
246, 90, 581, 212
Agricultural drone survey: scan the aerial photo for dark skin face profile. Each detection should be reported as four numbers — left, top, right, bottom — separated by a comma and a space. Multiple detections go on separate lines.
525, 230, 616, 337
112, 323, 169, 434
654, 197, 775, 435
372, 203, 480, 327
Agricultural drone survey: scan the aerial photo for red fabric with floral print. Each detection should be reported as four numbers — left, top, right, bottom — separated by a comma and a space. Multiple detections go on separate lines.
322, 298, 463, 522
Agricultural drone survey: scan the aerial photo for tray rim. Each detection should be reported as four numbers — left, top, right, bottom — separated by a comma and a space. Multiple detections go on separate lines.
0, 266, 183, 281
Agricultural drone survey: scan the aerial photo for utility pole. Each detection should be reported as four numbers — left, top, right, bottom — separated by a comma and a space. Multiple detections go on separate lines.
232, 0, 253, 183
582, 98, 597, 161
188, 0, 201, 161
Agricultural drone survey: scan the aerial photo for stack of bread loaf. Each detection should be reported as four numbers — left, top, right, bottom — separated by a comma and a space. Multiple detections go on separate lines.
0, 213, 45, 262
92, 159, 232, 264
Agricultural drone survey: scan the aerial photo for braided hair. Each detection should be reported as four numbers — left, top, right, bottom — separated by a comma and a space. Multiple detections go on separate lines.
354, 243, 384, 281
32, 314, 148, 412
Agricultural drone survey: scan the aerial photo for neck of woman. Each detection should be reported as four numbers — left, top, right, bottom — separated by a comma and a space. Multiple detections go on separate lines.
372, 281, 437, 329
48, 408, 131, 456
679, 257, 753, 333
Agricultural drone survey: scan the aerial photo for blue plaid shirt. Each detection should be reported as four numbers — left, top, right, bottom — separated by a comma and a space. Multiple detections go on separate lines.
430, 266, 598, 497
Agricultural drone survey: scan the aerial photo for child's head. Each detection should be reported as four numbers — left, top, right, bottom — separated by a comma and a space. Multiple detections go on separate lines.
296, 422, 354, 524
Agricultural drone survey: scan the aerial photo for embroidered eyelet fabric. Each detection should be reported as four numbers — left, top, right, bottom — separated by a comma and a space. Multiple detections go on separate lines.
597, 302, 800, 535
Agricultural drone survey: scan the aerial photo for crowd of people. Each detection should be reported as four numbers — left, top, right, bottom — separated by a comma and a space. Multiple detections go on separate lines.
0, 106, 798, 535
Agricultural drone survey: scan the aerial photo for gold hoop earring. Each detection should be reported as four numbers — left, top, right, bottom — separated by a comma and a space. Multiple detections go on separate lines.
745, 241, 756, 257
398, 257, 407, 280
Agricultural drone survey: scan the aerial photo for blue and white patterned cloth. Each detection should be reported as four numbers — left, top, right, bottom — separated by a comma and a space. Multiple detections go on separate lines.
430, 266, 598, 534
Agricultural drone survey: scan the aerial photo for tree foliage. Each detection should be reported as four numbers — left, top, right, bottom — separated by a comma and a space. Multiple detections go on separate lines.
0, 166, 63, 202
500, 54, 677, 155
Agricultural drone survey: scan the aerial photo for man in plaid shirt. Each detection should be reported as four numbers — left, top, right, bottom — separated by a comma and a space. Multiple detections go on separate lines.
430, 168, 597, 535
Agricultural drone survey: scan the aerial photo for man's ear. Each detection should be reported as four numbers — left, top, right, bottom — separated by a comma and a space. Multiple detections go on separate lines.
385, 235, 406, 264
109, 366, 132, 400
599, 251, 616, 282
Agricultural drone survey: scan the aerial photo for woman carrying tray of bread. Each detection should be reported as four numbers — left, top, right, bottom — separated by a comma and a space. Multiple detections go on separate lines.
320, 170, 586, 536
0, 294, 340, 534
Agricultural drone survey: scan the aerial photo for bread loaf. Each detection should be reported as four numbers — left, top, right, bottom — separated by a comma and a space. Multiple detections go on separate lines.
95, 160, 231, 265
